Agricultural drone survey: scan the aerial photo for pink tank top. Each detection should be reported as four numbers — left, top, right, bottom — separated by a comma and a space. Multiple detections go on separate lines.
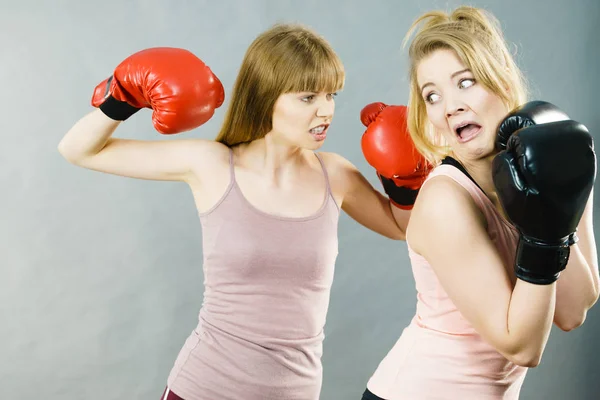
167, 149, 340, 400
367, 161, 528, 400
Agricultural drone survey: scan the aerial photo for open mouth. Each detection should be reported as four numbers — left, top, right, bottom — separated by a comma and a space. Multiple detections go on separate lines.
455, 122, 482, 142
309, 124, 329, 141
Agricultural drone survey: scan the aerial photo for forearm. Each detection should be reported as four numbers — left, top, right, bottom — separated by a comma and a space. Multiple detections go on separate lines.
390, 203, 411, 235
503, 281, 556, 366
342, 190, 406, 240
553, 244, 599, 330
552, 189, 600, 330
58, 109, 121, 161
575, 190, 599, 298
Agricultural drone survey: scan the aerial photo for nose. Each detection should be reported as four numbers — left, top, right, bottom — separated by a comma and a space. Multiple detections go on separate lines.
316, 96, 335, 119
445, 94, 467, 118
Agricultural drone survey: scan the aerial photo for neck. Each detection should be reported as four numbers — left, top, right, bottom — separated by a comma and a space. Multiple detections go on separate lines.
238, 135, 307, 180
452, 153, 499, 199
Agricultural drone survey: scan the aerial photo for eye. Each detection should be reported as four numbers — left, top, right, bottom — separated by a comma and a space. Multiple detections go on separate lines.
425, 92, 441, 104
459, 78, 475, 89
301, 95, 316, 103
326, 92, 338, 101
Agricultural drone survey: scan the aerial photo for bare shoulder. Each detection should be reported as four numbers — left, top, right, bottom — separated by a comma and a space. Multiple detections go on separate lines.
316, 151, 358, 177
178, 139, 229, 171
311, 152, 357, 203
182, 138, 231, 182
179, 138, 230, 165
409, 175, 485, 253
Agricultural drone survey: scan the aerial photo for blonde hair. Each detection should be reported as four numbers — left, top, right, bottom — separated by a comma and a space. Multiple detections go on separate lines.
215, 23, 345, 147
403, 6, 529, 164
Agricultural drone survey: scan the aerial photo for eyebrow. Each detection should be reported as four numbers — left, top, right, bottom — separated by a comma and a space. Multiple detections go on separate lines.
420, 68, 472, 93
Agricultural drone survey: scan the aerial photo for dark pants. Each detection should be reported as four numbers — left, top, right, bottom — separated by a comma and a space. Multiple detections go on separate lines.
362, 388, 387, 400
160, 387, 185, 400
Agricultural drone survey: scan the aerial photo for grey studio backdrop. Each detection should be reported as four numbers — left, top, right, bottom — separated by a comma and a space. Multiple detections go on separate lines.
2, 0, 599, 399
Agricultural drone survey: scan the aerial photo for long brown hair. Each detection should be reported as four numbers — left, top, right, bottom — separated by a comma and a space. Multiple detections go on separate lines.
215, 23, 345, 147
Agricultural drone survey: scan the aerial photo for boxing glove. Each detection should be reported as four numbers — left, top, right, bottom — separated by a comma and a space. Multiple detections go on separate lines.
496, 101, 579, 245
495, 100, 570, 151
492, 116, 596, 284
360, 102, 433, 210
91, 47, 225, 134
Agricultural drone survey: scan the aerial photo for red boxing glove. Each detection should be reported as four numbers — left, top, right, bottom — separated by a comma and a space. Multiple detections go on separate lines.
91, 47, 225, 134
360, 101, 388, 126
360, 102, 433, 209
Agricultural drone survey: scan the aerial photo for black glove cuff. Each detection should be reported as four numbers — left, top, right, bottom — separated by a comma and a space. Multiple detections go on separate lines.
515, 235, 570, 285
99, 95, 141, 121
378, 174, 419, 207
568, 231, 579, 246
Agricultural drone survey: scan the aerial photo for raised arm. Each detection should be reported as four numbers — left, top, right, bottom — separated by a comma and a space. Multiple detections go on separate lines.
493, 100, 599, 331
58, 47, 226, 182
340, 102, 433, 237
553, 189, 599, 331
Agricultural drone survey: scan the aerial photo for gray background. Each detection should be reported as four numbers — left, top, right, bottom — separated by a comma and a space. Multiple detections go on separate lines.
2, 0, 599, 399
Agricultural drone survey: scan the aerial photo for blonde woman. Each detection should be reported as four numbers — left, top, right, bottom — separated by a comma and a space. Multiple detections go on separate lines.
362, 6, 598, 400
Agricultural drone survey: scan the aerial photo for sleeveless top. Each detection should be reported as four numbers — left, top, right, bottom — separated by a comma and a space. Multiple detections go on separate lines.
166, 149, 340, 400
367, 158, 528, 400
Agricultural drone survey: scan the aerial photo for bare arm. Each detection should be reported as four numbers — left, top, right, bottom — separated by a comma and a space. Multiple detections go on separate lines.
58, 109, 227, 182
553, 189, 599, 331
324, 153, 408, 240
410, 177, 557, 367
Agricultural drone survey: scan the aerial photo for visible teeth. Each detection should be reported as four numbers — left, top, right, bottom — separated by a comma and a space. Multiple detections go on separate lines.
310, 126, 325, 134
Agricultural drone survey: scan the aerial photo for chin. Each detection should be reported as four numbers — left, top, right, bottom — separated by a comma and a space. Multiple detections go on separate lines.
306, 141, 325, 151
452, 137, 496, 162
302, 135, 327, 150
471, 148, 495, 161
469, 142, 497, 160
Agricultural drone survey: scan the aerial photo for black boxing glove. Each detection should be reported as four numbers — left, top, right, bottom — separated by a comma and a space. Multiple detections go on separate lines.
492, 116, 596, 284
496, 101, 580, 245
495, 100, 570, 151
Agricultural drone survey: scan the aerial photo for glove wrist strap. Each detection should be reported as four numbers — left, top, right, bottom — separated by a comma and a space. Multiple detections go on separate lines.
568, 231, 579, 246
99, 95, 141, 121
97, 76, 141, 121
515, 235, 570, 285
378, 174, 419, 209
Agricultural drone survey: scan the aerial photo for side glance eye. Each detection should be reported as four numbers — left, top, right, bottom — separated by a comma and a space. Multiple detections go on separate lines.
459, 78, 475, 89
425, 92, 441, 104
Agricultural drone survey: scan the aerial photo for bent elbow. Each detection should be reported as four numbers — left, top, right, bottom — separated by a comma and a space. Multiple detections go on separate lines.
57, 142, 74, 162
591, 289, 600, 309
556, 313, 587, 332
508, 351, 542, 368
389, 230, 406, 241
57, 141, 66, 156
57, 143, 84, 165
517, 357, 541, 369
503, 341, 545, 368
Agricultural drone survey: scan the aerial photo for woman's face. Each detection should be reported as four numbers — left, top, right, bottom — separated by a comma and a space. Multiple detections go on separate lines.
269, 91, 337, 150
416, 48, 509, 162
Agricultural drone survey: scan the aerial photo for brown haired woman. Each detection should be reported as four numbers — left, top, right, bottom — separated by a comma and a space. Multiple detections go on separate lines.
58, 23, 425, 400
